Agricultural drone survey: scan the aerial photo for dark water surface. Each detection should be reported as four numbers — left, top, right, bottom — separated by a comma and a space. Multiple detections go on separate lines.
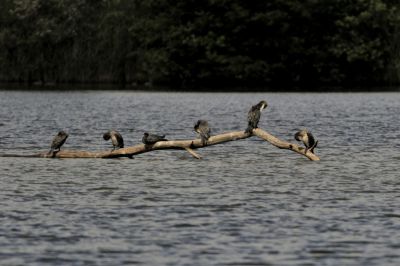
0, 91, 399, 266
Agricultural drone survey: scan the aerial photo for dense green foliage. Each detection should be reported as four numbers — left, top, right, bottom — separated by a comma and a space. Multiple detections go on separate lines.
0, 0, 399, 88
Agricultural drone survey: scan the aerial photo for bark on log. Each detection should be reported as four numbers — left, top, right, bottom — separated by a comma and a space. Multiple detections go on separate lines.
0, 128, 320, 161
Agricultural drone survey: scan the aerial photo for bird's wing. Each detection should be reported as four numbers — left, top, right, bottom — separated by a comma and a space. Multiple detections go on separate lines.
248, 110, 261, 127
115, 133, 124, 147
51, 135, 67, 149
307, 132, 316, 147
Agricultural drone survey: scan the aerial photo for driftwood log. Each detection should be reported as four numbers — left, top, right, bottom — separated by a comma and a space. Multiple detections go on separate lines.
2, 128, 320, 161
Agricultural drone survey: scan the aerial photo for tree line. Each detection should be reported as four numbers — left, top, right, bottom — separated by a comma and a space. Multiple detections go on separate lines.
0, 0, 399, 89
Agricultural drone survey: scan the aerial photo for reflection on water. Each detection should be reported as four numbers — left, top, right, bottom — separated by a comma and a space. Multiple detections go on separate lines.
0, 90, 399, 265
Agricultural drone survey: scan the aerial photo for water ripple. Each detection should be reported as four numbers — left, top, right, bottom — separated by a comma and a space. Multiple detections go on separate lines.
0, 91, 399, 265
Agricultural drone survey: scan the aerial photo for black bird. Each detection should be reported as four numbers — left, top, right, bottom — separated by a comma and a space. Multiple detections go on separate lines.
103, 130, 124, 150
194, 120, 211, 145
294, 129, 318, 154
49, 131, 68, 155
245, 100, 268, 133
142, 132, 168, 145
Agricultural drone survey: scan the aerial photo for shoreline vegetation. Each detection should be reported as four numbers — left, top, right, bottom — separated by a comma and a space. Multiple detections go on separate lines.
1, 1, 400, 90
0, 82, 399, 92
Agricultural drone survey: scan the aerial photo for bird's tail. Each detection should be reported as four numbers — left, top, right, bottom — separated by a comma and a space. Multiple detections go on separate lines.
48, 148, 56, 157
245, 125, 253, 134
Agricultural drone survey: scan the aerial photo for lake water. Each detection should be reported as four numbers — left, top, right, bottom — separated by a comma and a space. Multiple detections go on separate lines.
0, 90, 399, 265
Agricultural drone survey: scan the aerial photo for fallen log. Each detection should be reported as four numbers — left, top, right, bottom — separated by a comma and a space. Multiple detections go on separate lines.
0, 128, 320, 161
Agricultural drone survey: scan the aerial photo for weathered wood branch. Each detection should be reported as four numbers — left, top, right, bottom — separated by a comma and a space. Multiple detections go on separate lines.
0, 128, 319, 161
184, 148, 202, 159
252, 129, 320, 161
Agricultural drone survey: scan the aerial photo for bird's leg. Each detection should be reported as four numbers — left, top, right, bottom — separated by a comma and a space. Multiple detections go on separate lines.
201, 136, 207, 146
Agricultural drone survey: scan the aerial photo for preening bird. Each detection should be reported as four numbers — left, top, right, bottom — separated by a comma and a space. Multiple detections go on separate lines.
142, 132, 168, 145
294, 129, 318, 154
194, 120, 211, 145
245, 100, 268, 134
103, 130, 124, 150
49, 131, 68, 155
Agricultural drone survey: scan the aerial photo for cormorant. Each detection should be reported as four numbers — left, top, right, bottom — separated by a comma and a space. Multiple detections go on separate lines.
49, 131, 68, 155
142, 132, 168, 145
194, 120, 211, 145
294, 129, 318, 154
245, 100, 268, 133
103, 130, 124, 150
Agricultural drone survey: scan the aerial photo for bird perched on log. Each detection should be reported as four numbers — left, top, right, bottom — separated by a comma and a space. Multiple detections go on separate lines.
194, 120, 211, 145
245, 100, 268, 134
49, 131, 68, 155
142, 132, 168, 145
294, 129, 318, 154
103, 130, 124, 150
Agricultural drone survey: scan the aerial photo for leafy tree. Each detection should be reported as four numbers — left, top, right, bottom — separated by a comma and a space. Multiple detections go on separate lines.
0, 0, 399, 88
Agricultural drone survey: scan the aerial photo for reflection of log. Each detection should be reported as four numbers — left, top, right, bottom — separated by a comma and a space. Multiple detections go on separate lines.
0, 128, 320, 161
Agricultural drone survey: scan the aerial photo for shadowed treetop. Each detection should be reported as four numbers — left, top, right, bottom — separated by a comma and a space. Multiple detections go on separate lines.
0, 0, 399, 89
